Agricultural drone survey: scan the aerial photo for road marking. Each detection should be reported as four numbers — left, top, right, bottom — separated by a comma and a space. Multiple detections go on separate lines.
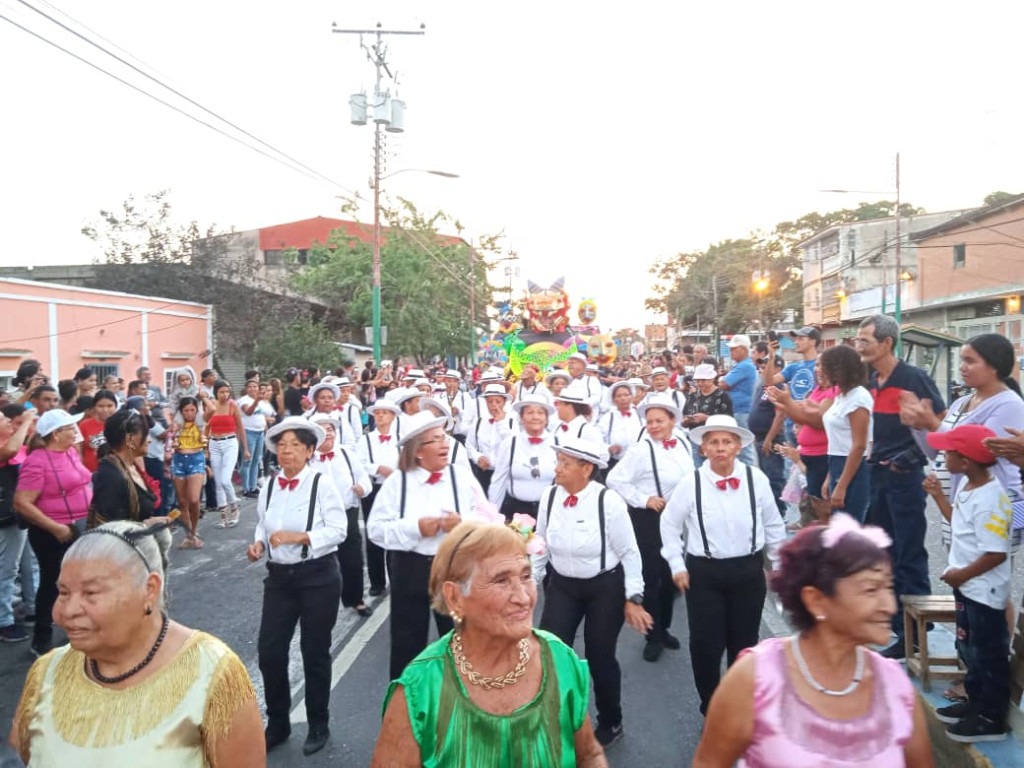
290, 596, 391, 723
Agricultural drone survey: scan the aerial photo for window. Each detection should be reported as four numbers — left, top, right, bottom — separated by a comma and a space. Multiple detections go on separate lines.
264, 249, 285, 266
847, 231, 856, 266
953, 243, 966, 269
90, 364, 119, 386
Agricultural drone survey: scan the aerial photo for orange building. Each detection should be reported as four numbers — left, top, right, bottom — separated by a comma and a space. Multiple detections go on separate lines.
0, 278, 212, 393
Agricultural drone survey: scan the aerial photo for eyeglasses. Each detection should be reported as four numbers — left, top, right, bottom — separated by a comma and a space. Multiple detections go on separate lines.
420, 437, 447, 447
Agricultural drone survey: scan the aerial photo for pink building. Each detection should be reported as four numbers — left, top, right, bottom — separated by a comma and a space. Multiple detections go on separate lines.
0, 278, 213, 394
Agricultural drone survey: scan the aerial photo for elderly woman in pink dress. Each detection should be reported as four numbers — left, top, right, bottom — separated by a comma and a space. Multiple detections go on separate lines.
692, 514, 934, 768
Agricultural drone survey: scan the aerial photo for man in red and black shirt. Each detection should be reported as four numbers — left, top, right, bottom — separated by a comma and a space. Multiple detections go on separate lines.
856, 313, 946, 658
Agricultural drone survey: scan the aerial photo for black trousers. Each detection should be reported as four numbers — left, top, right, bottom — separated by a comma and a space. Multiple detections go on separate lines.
336, 507, 365, 607
27, 525, 71, 645
471, 465, 494, 495
204, 465, 218, 508
360, 484, 388, 592
540, 565, 626, 729
628, 506, 677, 641
258, 555, 341, 729
389, 551, 454, 680
684, 552, 766, 715
499, 496, 539, 523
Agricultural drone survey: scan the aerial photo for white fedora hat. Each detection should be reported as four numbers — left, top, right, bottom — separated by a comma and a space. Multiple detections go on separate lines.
627, 377, 648, 390
308, 412, 343, 431
420, 397, 454, 431
367, 399, 401, 416
545, 370, 572, 385
553, 380, 590, 405
397, 411, 448, 448
482, 383, 510, 400
402, 368, 426, 380
608, 380, 634, 398
266, 416, 326, 454
551, 436, 609, 469
567, 352, 587, 364
439, 369, 462, 380
650, 366, 669, 377
393, 387, 425, 406
512, 392, 555, 417
307, 381, 340, 401
688, 414, 754, 447
693, 364, 718, 380
637, 392, 680, 421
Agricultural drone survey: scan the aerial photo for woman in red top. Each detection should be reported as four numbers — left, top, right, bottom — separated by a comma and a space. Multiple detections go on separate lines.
204, 381, 248, 528
77, 390, 119, 472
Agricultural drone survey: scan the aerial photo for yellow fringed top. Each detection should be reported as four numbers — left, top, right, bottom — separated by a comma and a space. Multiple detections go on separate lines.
176, 422, 206, 451
14, 630, 255, 768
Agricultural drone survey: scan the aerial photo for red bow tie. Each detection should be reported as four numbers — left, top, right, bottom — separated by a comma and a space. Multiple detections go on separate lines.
319, 452, 335, 461
662, 439, 677, 450
619, 409, 631, 417
528, 436, 544, 445
560, 423, 569, 432
426, 471, 444, 485
278, 476, 299, 491
489, 417, 497, 424
716, 477, 740, 491
379, 434, 391, 443
563, 494, 579, 508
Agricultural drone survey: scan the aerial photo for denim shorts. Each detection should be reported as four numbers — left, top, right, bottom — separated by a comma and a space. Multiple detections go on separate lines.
172, 451, 206, 478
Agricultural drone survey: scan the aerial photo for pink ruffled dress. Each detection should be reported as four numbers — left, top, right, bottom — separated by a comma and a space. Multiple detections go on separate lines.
740, 637, 915, 768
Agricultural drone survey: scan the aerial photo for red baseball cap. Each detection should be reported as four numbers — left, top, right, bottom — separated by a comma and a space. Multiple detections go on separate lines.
926, 424, 997, 465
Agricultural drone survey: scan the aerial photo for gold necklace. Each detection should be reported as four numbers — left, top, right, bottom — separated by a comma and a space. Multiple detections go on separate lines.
450, 632, 530, 689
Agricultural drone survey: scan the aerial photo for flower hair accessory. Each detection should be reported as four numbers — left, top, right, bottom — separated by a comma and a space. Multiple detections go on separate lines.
821, 512, 892, 550
508, 513, 546, 556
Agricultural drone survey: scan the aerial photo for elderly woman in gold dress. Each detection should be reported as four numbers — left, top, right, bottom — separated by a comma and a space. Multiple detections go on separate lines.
9, 520, 264, 767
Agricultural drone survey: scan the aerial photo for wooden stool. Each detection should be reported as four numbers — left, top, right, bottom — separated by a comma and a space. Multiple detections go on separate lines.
901, 594, 963, 692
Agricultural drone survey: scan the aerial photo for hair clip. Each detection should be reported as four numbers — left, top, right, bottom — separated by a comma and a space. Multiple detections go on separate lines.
508, 513, 546, 556
821, 512, 891, 550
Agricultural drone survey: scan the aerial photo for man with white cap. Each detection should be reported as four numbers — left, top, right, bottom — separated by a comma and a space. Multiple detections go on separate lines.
467, 384, 515, 494
717, 334, 758, 466
367, 410, 488, 679
356, 398, 401, 596
533, 435, 652, 748
659, 414, 785, 716
438, 369, 473, 444
607, 393, 695, 663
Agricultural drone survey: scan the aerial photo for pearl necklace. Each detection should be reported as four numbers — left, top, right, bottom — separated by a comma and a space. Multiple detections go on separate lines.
451, 633, 530, 690
791, 635, 864, 697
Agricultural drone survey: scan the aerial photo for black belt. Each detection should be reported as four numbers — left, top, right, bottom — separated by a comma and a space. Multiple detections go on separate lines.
548, 562, 622, 583
266, 552, 336, 570
210, 434, 236, 441
685, 550, 763, 564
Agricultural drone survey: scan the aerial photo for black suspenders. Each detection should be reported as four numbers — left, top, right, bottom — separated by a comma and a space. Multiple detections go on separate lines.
339, 450, 357, 507
544, 487, 608, 571
399, 464, 460, 519
365, 433, 374, 464
646, 441, 663, 499
508, 437, 517, 498
264, 473, 321, 561
692, 465, 756, 558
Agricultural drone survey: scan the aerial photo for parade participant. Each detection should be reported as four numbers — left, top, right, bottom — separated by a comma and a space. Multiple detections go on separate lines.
692, 516, 933, 768
204, 381, 248, 530
248, 417, 347, 755
13, 409, 91, 657
607, 393, 694, 663
334, 377, 364, 446
357, 398, 401, 597
439, 369, 473, 445
170, 397, 207, 549
545, 370, 573, 401
553, 382, 603, 445
238, 379, 274, 498
367, 411, 488, 680
89, 409, 157, 526
394, 387, 425, 435
583, 364, 607, 413
488, 393, 557, 520
305, 380, 340, 417
467, 384, 515, 494
534, 436, 652, 748
401, 368, 426, 388
372, 520, 609, 768
819, 345, 873, 522
11, 520, 264, 767
512, 363, 550, 403
641, 366, 683, 411
627, 377, 648, 408
421, 396, 473, 471
309, 413, 373, 618
659, 414, 785, 715
78, 389, 118, 473
682, 364, 734, 466
598, 381, 642, 469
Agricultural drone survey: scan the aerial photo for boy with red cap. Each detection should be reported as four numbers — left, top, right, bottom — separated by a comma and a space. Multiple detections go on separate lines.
924, 423, 1011, 743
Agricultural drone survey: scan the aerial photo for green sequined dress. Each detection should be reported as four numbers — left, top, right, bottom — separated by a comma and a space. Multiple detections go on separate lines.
384, 628, 591, 767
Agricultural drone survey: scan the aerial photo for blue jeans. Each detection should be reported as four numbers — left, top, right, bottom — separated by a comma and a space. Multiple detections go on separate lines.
733, 413, 758, 468
868, 463, 930, 636
0, 525, 35, 627
755, 437, 786, 515
242, 430, 265, 492
827, 455, 870, 523
955, 589, 1010, 724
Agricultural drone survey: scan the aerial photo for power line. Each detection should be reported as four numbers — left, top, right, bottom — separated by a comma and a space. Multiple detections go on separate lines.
1, 3, 357, 196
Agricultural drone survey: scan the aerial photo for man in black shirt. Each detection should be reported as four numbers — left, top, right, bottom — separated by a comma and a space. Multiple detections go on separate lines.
283, 368, 306, 416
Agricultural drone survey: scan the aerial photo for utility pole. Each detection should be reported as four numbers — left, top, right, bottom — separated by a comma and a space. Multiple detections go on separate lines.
712, 275, 720, 360
893, 152, 902, 355
333, 22, 425, 364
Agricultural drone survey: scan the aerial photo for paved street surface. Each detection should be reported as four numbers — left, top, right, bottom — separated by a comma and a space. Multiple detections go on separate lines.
1, 493, 1018, 766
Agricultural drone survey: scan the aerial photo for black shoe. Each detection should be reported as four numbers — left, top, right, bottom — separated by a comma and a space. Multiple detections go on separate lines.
368, 586, 386, 597
594, 722, 623, 748
945, 713, 1007, 743
642, 639, 663, 662
30, 636, 52, 658
355, 604, 373, 617
936, 700, 973, 725
23, 614, 36, 626
662, 631, 681, 650
303, 726, 330, 755
264, 724, 291, 751
879, 640, 908, 660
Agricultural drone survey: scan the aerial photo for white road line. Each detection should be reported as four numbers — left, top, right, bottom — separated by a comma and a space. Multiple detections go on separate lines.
290, 596, 391, 723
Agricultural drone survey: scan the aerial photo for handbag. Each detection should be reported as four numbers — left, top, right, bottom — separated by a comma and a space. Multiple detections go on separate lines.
44, 450, 88, 540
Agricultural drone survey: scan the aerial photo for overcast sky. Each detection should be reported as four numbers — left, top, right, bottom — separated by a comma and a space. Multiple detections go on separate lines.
2, 0, 1022, 333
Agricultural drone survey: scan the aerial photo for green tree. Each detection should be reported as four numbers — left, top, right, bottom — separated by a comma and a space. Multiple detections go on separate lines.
292, 199, 498, 363
250, 318, 346, 375
983, 190, 1022, 207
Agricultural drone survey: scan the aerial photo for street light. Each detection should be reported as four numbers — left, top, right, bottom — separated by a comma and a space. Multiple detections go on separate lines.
753, 270, 769, 340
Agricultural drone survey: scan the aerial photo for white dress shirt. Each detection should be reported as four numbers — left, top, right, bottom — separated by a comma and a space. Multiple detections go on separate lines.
606, 435, 695, 508
335, 401, 363, 448
311, 446, 371, 509
598, 406, 645, 455
513, 380, 551, 404
488, 430, 558, 506
368, 463, 488, 556
255, 465, 347, 563
554, 415, 603, 445
659, 461, 785, 575
446, 435, 472, 471
468, 414, 516, 467
532, 482, 644, 598
641, 388, 685, 413
356, 429, 399, 484
445, 389, 475, 437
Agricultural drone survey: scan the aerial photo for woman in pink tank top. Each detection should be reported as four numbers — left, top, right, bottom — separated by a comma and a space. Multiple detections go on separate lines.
692, 515, 935, 768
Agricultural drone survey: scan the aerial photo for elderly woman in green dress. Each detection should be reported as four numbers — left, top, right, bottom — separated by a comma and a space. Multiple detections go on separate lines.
371, 520, 608, 768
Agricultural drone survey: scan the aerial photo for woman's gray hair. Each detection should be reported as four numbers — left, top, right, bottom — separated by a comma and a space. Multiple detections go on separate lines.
63, 521, 172, 610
